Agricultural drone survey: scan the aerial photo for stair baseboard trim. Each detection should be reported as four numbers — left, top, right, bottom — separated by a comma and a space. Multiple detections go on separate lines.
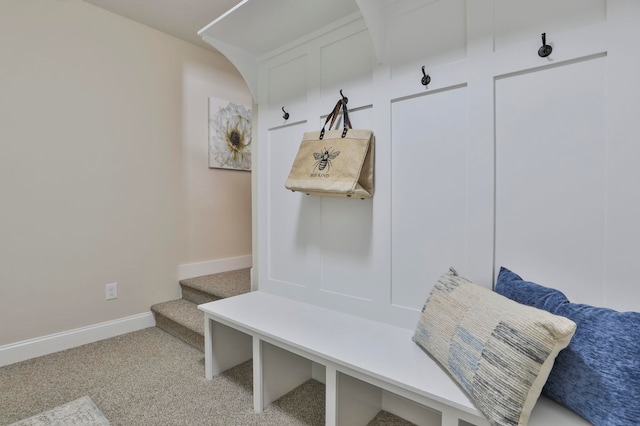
0, 312, 155, 368
179, 255, 252, 280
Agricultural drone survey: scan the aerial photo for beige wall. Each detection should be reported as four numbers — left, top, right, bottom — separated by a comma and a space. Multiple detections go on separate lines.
0, 0, 252, 346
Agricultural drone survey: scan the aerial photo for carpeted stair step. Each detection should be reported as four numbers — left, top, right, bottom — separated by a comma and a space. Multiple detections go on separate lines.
151, 268, 252, 352
179, 268, 251, 304
151, 299, 204, 351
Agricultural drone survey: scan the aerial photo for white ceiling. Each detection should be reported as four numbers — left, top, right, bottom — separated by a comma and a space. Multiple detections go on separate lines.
82, 0, 244, 52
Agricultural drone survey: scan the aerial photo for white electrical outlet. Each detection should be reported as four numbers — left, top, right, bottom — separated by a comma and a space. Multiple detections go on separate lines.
105, 282, 118, 300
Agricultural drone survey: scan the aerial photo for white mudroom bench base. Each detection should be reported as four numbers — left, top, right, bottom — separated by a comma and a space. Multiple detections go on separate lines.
198, 291, 590, 426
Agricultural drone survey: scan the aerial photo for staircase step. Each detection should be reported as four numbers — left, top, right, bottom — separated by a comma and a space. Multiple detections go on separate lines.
152, 268, 252, 352
179, 268, 251, 304
151, 299, 204, 351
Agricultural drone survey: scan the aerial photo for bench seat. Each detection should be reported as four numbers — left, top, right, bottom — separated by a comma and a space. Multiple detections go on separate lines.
198, 291, 591, 426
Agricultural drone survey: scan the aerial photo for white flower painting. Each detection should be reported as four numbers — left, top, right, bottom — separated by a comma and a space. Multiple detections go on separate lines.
208, 98, 252, 171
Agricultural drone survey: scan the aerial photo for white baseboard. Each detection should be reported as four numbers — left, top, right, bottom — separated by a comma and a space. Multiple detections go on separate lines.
0, 312, 155, 368
178, 255, 252, 280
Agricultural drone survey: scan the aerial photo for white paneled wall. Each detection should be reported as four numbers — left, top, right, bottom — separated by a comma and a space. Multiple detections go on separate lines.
246, 0, 640, 328
494, 55, 607, 304
492, 0, 606, 51
387, 0, 467, 78
266, 121, 312, 290
391, 86, 469, 311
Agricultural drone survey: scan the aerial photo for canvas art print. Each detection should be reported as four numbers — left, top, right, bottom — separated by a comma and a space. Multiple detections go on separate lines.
208, 98, 252, 171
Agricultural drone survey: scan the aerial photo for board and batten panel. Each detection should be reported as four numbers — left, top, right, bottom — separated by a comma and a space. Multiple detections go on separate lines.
319, 106, 378, 301
267, 54, 307, 122
603, 2, 640, 312
391, 85, 469, 310
494, 55, 607, 305
265, 121, 321, 291
320, 30, 375, 100
387, 0, 467, 79
493, 0, 606, 52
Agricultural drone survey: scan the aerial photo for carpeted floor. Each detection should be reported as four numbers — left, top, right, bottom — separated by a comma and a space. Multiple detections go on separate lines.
0, 327, 413, 425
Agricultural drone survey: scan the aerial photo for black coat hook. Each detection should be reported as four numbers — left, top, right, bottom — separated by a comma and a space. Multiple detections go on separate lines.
421, 66, 431, 86
538, 33, 553, 58
340, 89, 348, 105
282, 106, 289, 120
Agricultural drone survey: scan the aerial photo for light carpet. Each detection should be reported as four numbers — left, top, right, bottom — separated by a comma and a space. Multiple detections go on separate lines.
9, 396, 110, 426
0, 327, 413, 425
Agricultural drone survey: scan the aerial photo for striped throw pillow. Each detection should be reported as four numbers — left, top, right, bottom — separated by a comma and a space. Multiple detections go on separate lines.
413, 268, 576, 426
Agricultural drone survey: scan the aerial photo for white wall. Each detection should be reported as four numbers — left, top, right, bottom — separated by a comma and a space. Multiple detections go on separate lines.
0, 0, 252, 346
251, 0, 640, 329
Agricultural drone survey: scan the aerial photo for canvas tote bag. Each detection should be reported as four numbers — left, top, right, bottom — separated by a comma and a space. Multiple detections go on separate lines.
285, 98, 374, 199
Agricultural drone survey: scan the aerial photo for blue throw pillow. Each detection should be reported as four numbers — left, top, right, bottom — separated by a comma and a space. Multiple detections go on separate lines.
495, 267, 640, 426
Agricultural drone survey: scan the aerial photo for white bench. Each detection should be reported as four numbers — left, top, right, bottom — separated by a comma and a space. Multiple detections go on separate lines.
198, 291, 591, 426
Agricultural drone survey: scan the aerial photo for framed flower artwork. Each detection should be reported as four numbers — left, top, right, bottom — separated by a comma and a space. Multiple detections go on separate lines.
208, 98, 252, 171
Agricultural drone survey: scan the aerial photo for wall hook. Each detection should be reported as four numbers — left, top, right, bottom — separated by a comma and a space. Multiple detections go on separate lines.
282, 106, 289, 120
340, 89, 348, 105
421, 66, 431, 86
538, 32, 553, 58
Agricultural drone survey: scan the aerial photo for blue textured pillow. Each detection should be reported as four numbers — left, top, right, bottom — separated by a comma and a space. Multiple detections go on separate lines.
496, 267, 640, 426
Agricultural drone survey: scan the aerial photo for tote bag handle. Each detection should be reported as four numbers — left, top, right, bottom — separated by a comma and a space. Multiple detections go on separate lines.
319, 97, 352, 140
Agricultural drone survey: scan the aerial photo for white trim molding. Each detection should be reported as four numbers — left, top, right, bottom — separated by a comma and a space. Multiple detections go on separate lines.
178, 255, 253, 280
0, 312, 155, 368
